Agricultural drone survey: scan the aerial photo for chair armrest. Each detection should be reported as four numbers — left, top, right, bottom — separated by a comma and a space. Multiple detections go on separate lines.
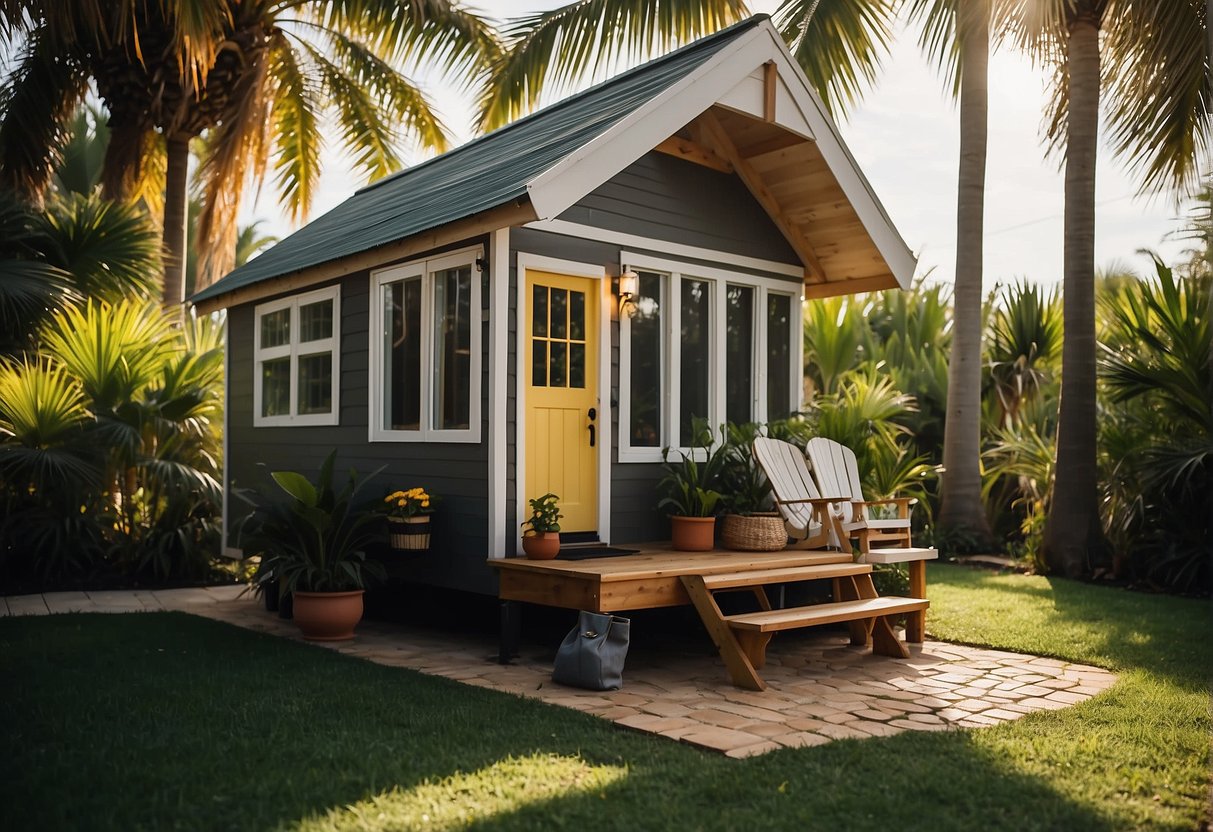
854, 497, 917, 507
776, 497, 849, 507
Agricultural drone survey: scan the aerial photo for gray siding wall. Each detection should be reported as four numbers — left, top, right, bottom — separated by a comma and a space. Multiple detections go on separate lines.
560, 152, 798, 264
226, 237, 498, 595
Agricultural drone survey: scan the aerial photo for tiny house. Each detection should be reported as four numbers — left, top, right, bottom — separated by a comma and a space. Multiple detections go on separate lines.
192, 15, 915, 596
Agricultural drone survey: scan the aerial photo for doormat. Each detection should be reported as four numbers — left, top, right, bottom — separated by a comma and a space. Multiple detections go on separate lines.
556, 547, 640, 561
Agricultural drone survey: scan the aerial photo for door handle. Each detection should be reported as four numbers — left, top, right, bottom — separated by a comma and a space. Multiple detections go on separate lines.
587, 407, 597, 447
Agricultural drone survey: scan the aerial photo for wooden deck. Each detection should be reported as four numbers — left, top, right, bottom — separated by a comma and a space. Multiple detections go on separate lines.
488, 545, 853, 613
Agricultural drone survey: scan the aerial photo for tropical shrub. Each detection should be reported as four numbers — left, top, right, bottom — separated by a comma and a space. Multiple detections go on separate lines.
0, 299, 224, 589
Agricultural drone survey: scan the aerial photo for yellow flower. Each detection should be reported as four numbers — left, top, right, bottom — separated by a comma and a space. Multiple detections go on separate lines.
421, 499, 430, 507
397, 499, 406, 508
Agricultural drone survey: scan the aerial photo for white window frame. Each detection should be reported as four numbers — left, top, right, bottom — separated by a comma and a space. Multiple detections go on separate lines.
253, 285, 341, 428
618, 252, 802, 462
369, 246, 483, 443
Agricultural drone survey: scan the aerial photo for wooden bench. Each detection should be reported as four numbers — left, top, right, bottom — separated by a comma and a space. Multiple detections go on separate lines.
680, 563, 929, 691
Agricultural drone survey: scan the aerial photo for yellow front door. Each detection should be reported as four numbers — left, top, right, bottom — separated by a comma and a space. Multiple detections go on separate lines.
525, 270, 599, 534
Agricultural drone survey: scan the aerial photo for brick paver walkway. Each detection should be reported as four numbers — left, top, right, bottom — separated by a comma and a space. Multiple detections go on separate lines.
3, 586, 1117, 758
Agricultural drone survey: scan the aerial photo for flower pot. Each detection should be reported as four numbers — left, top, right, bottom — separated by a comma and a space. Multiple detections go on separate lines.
389, 516, 432, 551
720, 513, 788, 552
291, 590, 365, 641
670, 515, 716, 551
521, 532, 560, 560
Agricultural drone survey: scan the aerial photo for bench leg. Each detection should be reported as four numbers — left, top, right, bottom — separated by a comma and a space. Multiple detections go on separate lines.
681, 575, 766, 691
906, 560, 926, 643
837, 575, 875, 646
871, 615, 911, 658
736, 630, 773, 670
499, 600, 520, 664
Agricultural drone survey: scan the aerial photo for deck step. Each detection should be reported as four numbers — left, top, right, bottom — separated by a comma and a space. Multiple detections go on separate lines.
700, 562, 871, 590
725, 596, 929, 633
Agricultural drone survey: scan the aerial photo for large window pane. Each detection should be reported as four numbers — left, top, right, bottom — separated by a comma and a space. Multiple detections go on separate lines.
261, 358, 290, 417
299, 299, 332, 342
679, 278, 711, 445
434, 265, 471, 430
725, 285, 754, 425
386, 279, 422, 430
297, 353, 332, 414
767, 293, 793, 420
260, 309, 290, 348
629, 272, 662, 447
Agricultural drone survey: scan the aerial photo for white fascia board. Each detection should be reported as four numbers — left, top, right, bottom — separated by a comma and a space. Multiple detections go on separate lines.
752, 21, 917, 288
525, 27, 772, 222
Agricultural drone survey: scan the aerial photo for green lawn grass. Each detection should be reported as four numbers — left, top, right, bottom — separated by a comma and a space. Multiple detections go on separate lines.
2, 564, 1209, 831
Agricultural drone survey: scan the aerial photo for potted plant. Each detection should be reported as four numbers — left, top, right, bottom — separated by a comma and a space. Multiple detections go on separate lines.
382, 487, 436, 552
520, 493, 562, 559
241, 451, 386, 641
658, 419, 726, 551
717, 422, 787, 551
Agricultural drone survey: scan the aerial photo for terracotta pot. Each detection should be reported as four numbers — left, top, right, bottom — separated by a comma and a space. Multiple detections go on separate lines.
389, 516, 431, 551
291, 590, 365, 641
670, 515, 716, 551
521, 532, 561, 559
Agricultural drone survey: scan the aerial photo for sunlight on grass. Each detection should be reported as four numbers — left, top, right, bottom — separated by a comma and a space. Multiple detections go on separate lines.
293, 754, 627, 831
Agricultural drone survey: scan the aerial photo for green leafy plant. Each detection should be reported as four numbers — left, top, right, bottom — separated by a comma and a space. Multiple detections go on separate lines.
716, 421, 772, 515
241, 451, 386, 594
521, 493, 562, 535
658, 418, 725, 518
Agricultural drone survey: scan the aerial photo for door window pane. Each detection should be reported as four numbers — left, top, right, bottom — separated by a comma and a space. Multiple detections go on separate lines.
680, 278, 711, 445
386, 279, 422, 430
550, 288, 567, 338
629, 272, 662, 447
532, 340, 547, 387
532, 285, 548, 337
767, 294, 793, 420
569, 343, 586, 389
260, 309, 290, 348
550, 341, 567, 388
297, 353, 333, 414
261, 358, 290, 417
434, 265, 472, 430
725, 285, 754, 424
299, 299, 333, 342
569, 291, 585, 340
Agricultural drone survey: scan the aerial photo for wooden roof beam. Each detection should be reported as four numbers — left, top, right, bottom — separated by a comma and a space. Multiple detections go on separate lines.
694, 111, 827, 284
654, 135, 733, 173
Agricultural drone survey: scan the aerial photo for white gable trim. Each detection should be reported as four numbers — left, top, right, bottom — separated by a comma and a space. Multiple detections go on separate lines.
524, 18, 915, 290
526, 25, 770, 221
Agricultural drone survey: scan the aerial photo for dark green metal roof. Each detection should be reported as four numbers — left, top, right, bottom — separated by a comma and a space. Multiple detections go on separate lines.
192, 16, 766, 305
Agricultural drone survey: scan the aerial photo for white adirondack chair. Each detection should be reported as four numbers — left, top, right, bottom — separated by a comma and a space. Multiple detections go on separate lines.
751, 437, 847, 551
804, 437, 916, 550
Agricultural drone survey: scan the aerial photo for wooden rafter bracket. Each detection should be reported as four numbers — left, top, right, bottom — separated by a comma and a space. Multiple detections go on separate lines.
654, 136, 733, 174
693, 110, 827, 284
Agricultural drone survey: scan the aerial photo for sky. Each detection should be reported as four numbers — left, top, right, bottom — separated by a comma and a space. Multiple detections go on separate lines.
240, 1, 1197, 290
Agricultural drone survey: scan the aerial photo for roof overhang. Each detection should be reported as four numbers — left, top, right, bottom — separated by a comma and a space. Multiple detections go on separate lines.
526, 19, 915, 298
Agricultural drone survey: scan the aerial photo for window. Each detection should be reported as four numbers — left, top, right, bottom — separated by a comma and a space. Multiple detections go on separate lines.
370, 248, 481, 442
619, 253, 800, 461
254, 286, 340, 427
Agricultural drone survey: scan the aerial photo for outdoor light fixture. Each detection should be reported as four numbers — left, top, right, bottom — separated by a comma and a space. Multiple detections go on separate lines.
617, 269, 639, 317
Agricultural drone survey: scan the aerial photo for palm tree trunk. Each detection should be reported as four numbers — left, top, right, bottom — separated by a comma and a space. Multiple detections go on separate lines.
938, 0, 993, 548
1043, 16, 1106, 577
162, 134, 190, 308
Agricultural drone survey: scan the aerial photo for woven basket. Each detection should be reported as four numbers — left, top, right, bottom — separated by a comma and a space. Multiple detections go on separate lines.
720, 513, 788, 552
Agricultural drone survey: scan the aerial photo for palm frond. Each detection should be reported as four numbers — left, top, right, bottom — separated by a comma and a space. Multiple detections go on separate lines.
774, 0, 897, 119
1102, 0, 1209, 197
193, 34, 274, 289
477, 0, 746, 131
0, 32, 89, 201
0, 356, 89, 446
40, 299, 177, 412
267, 33, 323, 225
39, 192, 161, 302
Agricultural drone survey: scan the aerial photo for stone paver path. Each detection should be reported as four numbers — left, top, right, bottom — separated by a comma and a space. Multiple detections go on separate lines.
3, 586, 1117, 757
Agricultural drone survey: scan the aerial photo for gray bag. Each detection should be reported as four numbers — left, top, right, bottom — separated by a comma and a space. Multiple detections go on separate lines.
552, 611, 631, 690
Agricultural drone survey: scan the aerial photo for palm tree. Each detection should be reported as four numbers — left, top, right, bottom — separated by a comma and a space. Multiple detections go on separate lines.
901, 0, 996, 548
0, 0, 499, 305
1012, 0, 1209, 577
